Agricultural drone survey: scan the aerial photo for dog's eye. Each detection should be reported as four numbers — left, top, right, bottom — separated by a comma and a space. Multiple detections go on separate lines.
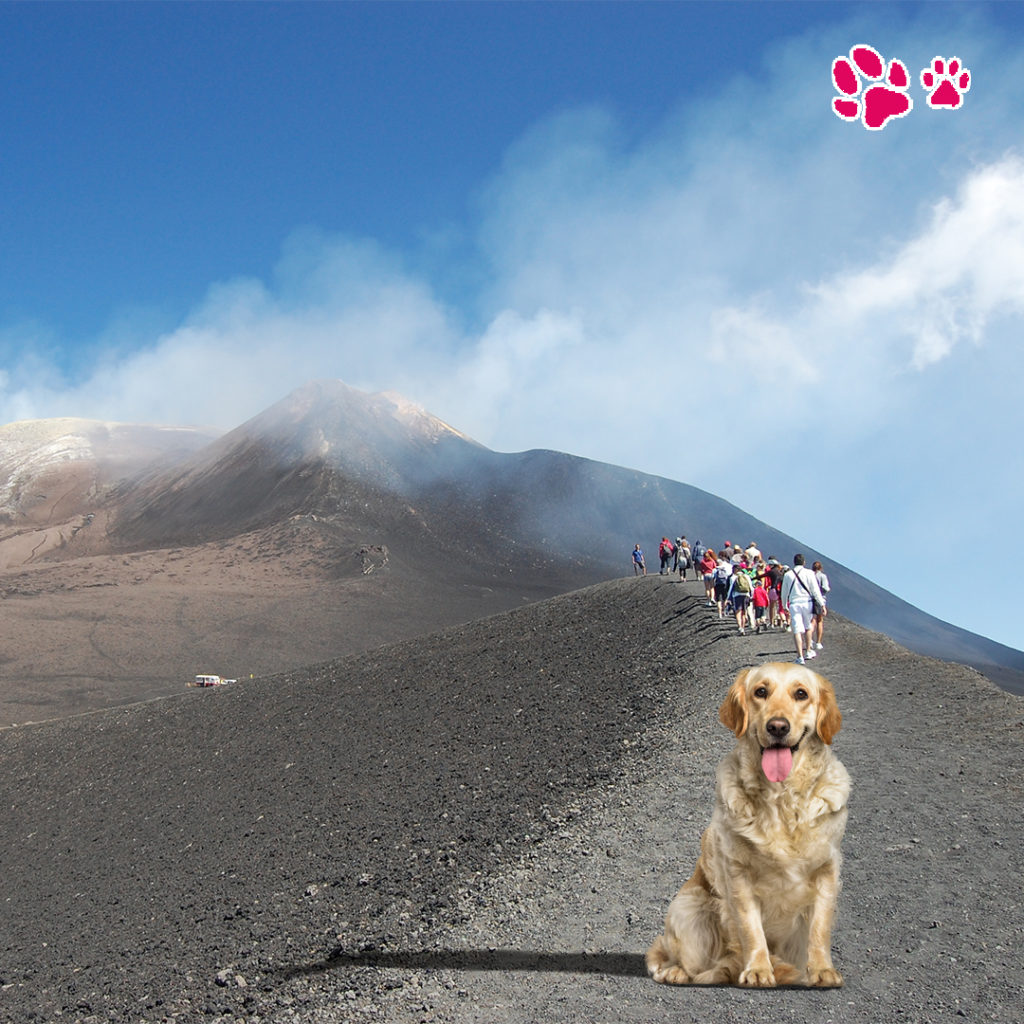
753, 686, 768, 699
794, 688, 809, 701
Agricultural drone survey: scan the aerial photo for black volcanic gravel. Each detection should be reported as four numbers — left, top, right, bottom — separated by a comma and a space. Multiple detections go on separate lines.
0, 577, 716, 1022
2, 576, 1023, 1024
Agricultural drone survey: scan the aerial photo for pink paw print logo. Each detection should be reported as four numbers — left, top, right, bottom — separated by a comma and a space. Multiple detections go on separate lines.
832, 44, 913, 130
921, 56, 971, 108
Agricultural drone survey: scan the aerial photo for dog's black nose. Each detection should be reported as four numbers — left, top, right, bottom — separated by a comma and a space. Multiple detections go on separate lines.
766, 718, 790, 740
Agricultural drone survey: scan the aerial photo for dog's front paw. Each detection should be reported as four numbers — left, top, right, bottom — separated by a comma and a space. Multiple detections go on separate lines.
651, 963, 692, 985
807, 965, 843, 988
738, 962, 776, 988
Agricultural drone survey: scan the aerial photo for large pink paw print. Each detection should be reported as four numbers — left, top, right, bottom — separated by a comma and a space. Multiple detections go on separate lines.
832, 45, 913, 130
921, 56, 971, 108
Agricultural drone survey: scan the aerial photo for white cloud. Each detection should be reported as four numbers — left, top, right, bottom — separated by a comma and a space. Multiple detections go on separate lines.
440, 308, 585, 439
708, 304, 816, 385
809, 156, 1024, 371
0, 234, 464, 430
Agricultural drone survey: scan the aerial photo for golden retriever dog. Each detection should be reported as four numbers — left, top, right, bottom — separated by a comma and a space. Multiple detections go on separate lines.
646, 662, 850, 988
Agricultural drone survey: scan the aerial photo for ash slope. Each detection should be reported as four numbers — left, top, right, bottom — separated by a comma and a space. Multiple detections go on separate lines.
1, 576, 1022, 1024
0, 576, 705, 1023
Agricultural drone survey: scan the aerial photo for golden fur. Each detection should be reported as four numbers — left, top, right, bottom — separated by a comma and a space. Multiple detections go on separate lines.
646, 662, 850, 988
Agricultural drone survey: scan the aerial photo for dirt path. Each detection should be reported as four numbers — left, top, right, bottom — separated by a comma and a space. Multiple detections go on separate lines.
368, 578, 1024, 1024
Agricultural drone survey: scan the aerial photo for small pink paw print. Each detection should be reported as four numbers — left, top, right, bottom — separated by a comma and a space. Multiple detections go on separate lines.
921, 56, 971, 108
832, 44, 913, 130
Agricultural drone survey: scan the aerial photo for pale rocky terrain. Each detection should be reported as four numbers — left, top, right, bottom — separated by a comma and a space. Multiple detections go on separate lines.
0, 520, 574, 727
1, 575, 1021, 1023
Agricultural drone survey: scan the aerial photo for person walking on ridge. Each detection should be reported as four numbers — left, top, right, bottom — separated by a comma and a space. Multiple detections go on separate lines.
727, 566, 753, 634
812, 560, 831, 650
713, 552, 733, 619
700, 547, 717, 605
676, 537, 691, 580
658, 537, 675, 575
632, 544, 647, 576
781, 553, 826, 665
752, 574, 770, 634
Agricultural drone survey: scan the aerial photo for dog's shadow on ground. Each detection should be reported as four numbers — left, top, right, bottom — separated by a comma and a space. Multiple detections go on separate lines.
281, 947, 647, 981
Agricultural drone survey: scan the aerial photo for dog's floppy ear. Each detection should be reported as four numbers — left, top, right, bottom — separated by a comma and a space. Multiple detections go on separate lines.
719, 670, 751, 737
815, 675, 842, 744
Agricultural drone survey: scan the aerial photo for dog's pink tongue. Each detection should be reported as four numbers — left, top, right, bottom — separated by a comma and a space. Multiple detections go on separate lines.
762, 746, 793, 782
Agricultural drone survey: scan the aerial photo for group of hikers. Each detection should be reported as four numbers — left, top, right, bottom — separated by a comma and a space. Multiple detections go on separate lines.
632, 537, 831, 665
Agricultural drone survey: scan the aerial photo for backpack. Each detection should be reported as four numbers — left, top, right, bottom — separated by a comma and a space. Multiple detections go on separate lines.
734, 572, 752, 594
714, 565, 731, 584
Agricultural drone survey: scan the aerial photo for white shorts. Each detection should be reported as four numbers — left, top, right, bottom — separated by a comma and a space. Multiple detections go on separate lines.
789, 600, 815, 634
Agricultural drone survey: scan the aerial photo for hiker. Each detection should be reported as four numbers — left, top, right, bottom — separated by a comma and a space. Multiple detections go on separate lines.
671, 537, 681, 572
812, 560, 831, 650
713, 553, 733, 619
658, 537, 675, 575
727, 566, 753, 634
676, 537, 691, 580
752, 575, 771, 634
700, 547, 717, 605
781, 554, 827, 665
778, 568, 791, 630
632, 544, 647, 576
767, 558, 785, 629
691, 539, 705, 567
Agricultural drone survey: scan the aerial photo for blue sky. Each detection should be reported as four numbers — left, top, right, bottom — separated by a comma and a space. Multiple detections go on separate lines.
2, 2, 1023, 654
